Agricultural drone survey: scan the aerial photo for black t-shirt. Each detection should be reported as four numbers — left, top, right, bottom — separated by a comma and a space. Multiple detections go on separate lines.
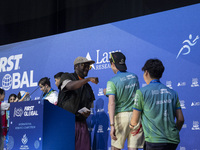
57, 72, 95, 120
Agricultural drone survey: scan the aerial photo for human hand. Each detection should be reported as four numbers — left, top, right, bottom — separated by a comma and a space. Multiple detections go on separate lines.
103, 88, 106, 95
25, 92, 30, 96
130, 123, 142, 136
81, 111, 91, 118
14, 98, 19, 102
89, 77, 99, 84
110, 126, 117, 140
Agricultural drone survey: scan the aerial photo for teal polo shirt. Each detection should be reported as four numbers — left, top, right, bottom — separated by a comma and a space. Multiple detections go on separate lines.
133, 80, 181, 144
106, 71, 139, 115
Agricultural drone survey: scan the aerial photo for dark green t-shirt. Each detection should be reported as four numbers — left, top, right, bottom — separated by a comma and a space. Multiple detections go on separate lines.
133, 81, 181, 144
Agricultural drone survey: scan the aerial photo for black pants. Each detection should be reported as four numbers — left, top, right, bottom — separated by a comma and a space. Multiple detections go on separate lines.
144, 141, 178, 150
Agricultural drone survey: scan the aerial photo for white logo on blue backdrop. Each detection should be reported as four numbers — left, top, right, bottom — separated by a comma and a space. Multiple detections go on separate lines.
191, 78, 199, 87
176, 34, 199, 59
0, 54, 38, 91
2, 74, 12, 90
21, 134, 28, 145
192, 121, 200, 130
13, 107, 23, 117
34, 140, 40, 149
7, 136, 14, 150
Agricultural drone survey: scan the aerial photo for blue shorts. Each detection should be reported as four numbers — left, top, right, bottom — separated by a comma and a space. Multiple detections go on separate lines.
144, 141, 178, 150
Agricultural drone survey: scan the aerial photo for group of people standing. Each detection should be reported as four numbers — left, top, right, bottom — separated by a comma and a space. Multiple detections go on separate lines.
0, 75, 62, 149
0, 89, 32, 149
55, 52, 184, 150
0, 51, 184, 150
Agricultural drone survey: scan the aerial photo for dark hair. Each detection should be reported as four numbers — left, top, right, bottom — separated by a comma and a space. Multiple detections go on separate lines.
0, 88, 5, 95
142, 59, 165, 79
17, 92, 22, 100
8, 94, 17, 103
54, 72, 64, 79
38, 77, 51, 87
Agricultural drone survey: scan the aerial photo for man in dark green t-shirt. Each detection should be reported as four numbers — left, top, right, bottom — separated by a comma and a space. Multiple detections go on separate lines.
130, 59, 184, 150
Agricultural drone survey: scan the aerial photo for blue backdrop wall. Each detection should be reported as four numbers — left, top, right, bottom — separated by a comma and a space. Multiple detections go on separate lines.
0, 3, 200, 150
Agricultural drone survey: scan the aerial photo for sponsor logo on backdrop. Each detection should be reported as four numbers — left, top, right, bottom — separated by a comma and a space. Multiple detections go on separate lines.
34, 140, 40, 149
22, 134, 28, 145
97, 125, 104, 133
13, 106, 38, 117
180, 147, 186, 150
191, 102, 200, 107
0, 54, 37, 91
90, 108, 94, 115
13, 107, 24, 117
97, 108, 104, 112
180, 100, 186, 109
166, 81, 173, 89
191, 78, 199, 87
7, 136, 14, 150
192, 121, 200, 130
176, 34, 199, 59
182, 124, 187, 129
98, 88, 104, 96
86, 50, 121, 70
177, 82, 186, 87
20, 134, 29, 150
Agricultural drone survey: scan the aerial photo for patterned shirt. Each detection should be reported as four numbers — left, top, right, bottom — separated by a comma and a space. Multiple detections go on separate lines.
106, 71, 139, 115
133, 80, 181, 144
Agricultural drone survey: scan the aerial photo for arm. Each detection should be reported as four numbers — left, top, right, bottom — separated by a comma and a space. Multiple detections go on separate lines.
129, 109, 141, 130
65, 77, 98, 91
175, 109, 184, 131
108, 95, 117, 140
18, 92, 29, 102
129, 90, 143, 130
1, 103, 10, 111
14, 98, 18, 102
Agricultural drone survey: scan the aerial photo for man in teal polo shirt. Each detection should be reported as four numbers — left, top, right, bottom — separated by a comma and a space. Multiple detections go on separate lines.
130, 59, 184, 150
105, 52, 144, 150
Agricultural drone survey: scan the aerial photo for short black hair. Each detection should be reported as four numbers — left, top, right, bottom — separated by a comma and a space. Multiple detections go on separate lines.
54, 72, 64, 79
142, 59, 165, 79
0, 88, 5, 95
38, 77, 51, 87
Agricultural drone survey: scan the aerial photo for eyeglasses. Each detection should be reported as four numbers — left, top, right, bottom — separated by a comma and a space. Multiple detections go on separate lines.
79, 63, 92, 70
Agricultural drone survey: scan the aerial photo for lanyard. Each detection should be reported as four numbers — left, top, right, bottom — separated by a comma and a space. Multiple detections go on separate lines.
42, 88, 53, 99
150, 79, 160, 84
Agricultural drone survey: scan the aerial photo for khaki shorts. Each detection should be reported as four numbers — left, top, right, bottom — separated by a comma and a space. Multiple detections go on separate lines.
111, 112, 144, 149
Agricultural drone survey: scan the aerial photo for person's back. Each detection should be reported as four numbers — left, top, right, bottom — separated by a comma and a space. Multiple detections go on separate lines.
138, 82, 180, 144
130, 59, 184, 150
105, 52, 144, 150
107, 71, 139, 115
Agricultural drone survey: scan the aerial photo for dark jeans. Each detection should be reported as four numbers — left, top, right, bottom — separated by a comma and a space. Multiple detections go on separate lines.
144, 141, 178, 150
